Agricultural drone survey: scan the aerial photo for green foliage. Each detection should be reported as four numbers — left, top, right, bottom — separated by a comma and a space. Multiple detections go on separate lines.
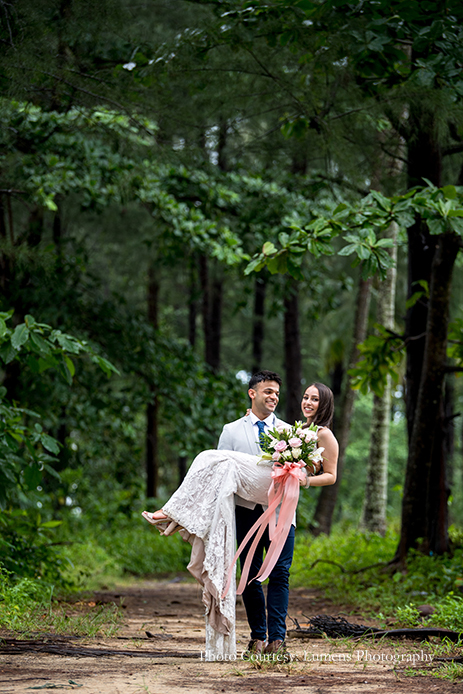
0, 568, 122, 636
0, 310, 118, 383
424, 662, 463, 681
0, 310, 118, 508
247, 185, 463, 283
348, 325, 405, 397
60, 511, 192, 587
429, 594, 463, 631
1, 100, 247, 267
394, 603, 421, 628
292, 527, 463, 618
98, 520, 191, 577
210, 0, 463, 98
412, 183, 463, 236
447, 319, 463, 370
0, 510, 66, 583
395, 594, 463, 633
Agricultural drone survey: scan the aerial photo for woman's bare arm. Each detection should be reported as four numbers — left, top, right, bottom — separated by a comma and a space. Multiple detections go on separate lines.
304, 427, 339, 487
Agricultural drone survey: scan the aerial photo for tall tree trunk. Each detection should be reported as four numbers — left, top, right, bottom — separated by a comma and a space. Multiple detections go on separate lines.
177, 262, 200, 485
284, 281, 302, 423
199, 255, 222, 372
404, 101, 441, 441
53, 204, 63, 253
188, 259, 198, 348
396, 233, 460, 560
393, 105, 460, 562
443, 377, 455, 488
404, 219, 435, 442
146, 264, 159, 499
178, 455, 187, 485
217, 119, 229, 172
362, 223, 398, 534
0, 194, 9, 294
327, 338, 344, 435
252, 275, 266, 374
311, 275, 372, 535
199, 254, 211, 362
209, 273, 222, 371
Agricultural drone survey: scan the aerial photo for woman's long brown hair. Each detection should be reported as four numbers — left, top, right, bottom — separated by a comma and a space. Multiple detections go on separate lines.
302, 382, 334, 429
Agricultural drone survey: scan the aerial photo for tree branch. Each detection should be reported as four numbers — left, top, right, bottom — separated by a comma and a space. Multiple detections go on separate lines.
442, 143, 463, 158
314, 173, 369, 197
378, 142, 408, 166
383, 106, 410, 141
10, 65, 157, 137
244, 47, 308, 114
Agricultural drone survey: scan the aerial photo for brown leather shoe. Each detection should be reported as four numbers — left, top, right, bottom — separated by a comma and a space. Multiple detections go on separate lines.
263, 640, 290, 661
244, 638, 265, 657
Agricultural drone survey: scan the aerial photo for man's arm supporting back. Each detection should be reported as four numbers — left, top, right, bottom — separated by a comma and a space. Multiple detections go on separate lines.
217, 423, 234, 451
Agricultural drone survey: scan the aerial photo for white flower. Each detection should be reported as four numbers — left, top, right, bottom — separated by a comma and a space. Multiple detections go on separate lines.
282, 449, 293, 461
292, 448, 302, 460
312, 446, 325, 462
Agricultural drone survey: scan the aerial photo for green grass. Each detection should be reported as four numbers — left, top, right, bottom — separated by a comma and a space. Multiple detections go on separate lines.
291, 527, 463, 628
404, 662, 463, 682
0, 570, 122, 636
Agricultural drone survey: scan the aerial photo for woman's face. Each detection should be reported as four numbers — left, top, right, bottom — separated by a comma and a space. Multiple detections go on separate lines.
301, 385, 320, 423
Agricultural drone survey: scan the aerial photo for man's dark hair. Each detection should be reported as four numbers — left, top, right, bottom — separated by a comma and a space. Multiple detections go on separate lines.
248, 370, 282, 389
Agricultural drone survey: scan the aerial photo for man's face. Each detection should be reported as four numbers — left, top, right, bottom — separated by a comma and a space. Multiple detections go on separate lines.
248, 380, 280, 418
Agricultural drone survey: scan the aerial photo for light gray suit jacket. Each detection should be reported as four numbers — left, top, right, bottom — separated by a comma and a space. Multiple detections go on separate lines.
217, 414, 287, 510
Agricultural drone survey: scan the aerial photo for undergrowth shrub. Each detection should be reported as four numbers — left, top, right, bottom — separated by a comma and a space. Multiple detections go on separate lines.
292, 527, 463, 624
0, 510, 65, 583
60, 509, 191, 587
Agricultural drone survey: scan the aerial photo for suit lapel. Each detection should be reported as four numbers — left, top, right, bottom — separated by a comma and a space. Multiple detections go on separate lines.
243, 416, 257, 454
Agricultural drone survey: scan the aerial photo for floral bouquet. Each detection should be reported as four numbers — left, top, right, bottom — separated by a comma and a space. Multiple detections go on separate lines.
224, 422, 325, 598
259, 421, 325, 475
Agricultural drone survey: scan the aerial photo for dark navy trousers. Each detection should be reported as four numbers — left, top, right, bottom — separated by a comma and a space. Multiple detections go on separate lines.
235, 503, 295, 642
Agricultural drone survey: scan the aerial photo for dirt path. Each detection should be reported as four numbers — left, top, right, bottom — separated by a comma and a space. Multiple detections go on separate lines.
0, 578, 459, 693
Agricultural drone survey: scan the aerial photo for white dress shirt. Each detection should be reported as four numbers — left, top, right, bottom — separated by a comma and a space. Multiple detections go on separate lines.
249, 411, 276, 445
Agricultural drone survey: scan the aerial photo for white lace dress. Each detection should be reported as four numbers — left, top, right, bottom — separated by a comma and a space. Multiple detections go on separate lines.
161, 449, 273, 661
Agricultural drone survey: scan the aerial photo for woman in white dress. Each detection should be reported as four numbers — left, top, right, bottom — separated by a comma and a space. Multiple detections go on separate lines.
142, 382, 339, 660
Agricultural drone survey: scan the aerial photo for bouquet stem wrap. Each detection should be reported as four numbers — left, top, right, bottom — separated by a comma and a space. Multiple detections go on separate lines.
222, 460, 306, 598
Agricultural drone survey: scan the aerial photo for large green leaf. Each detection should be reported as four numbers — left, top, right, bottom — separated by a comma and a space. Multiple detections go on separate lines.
40, 434, 60, 455
11, 324, 30, 350
23, 463, 42, 490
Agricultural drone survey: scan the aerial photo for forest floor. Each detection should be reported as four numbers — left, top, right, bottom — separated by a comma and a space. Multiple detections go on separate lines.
0, 578, 460, 694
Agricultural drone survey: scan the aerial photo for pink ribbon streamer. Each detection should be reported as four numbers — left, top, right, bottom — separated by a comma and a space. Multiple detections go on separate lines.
221, 460, 306, 599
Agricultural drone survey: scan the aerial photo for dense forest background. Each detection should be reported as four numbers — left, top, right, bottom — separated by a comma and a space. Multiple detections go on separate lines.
2, 0, 463, 611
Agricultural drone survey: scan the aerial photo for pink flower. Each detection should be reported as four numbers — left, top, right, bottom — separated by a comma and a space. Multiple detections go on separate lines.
303, 430, 318, 442
272, 451, 281, 462
274, 440, 288, 452
276, 423, 292, 434
288, 437, 303, 448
